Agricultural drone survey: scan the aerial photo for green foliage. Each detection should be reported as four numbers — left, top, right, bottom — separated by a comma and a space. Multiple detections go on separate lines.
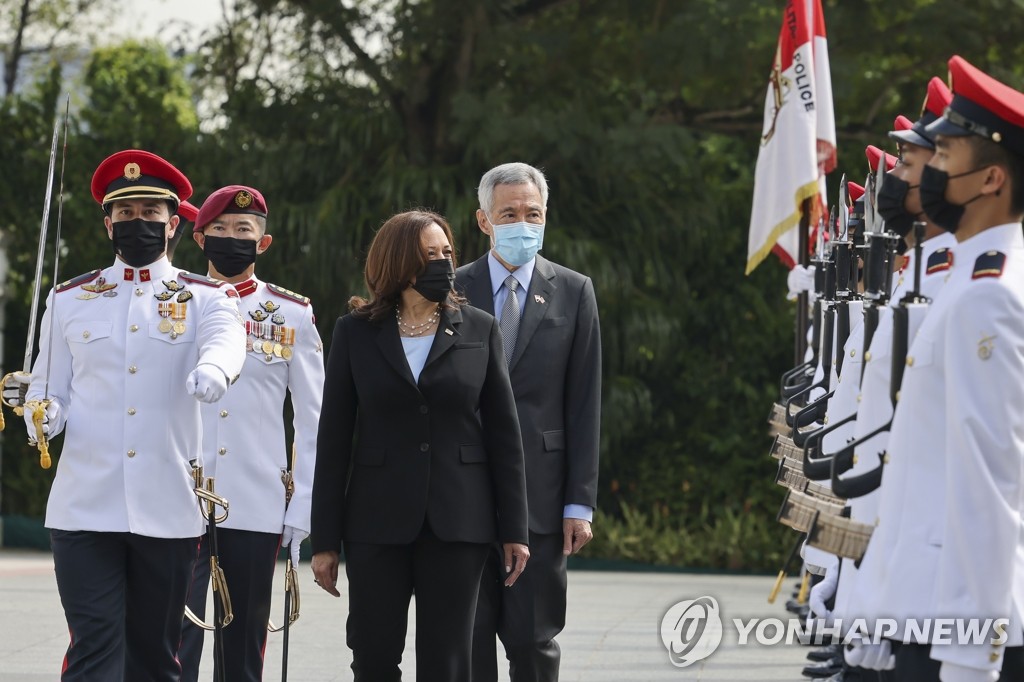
580, 503, 789, 572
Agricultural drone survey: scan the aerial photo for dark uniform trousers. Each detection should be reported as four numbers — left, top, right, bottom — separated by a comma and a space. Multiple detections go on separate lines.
50, 529, 198, 682
891, 640, 1024, 681
345, 522, 490, 682
178, 529, 281, 682
473, 531, 568, 682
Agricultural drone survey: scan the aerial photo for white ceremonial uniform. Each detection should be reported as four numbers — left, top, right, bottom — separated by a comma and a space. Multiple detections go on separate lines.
834, 232, 955, 621
201, 278, 324, 534
858, 224, 1024, 672
26, 256, 246, 539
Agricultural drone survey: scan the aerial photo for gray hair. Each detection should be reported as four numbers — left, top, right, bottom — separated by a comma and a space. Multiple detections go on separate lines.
477, 162, 549, 215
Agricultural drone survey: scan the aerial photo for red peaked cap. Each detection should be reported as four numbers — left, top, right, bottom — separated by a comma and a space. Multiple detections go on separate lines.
926, 56, 1024, 157
865, 145, 898, 172
194, 185, 269, 233
177, 200, 199, 222
90, 149, 191, 208
894, 115, 914, 131
891, 78, 952, 150
848, 182, 865, 204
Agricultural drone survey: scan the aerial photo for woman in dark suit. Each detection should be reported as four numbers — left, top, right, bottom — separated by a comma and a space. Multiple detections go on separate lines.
310, 210, 530, 682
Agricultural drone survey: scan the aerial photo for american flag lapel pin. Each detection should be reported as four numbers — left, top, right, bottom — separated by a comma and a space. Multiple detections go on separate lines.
444, 328, 454, 336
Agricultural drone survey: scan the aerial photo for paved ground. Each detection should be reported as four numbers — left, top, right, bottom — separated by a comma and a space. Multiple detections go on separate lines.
0, 549, 814, 681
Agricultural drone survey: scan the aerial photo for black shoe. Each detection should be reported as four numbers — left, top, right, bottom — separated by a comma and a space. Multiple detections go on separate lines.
801, 658, 843, 678
807, 643, 841, 662
785, 598, 804, 613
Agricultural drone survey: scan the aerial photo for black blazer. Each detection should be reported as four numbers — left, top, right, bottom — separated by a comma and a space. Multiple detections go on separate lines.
455, 255, 602, 534
310, 303, 528, 552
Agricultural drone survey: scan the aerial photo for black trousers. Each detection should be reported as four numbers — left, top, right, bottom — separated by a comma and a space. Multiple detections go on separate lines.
50, 529, 198, 682
178, 529, 281, 682
473, 531, 567, 682
344, 523, 490, 682
893, 640, 1024, 681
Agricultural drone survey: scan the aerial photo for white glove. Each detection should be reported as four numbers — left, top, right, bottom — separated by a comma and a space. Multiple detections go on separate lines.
2, 371, 31, 408
23, 398, 66, 442
808, 567, 838, 622
282, 525, 308, 566
186, 364, 229, 403
939, 662, 999, 682
787, 264, 817, 301
845, 640, 895, 671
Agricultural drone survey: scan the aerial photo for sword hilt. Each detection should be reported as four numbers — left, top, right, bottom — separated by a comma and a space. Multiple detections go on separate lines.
24, 399, 52, 469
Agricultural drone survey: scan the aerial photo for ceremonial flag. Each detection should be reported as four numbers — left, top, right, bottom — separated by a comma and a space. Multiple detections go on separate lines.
746, 0, 837, 274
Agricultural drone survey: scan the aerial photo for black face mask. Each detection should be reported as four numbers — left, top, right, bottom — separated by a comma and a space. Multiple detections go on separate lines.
203, 236, 259, 278
412, 258, 455, 302
876, 172, 919, 238
111, 219, 167, 267
919, 164, 989, 234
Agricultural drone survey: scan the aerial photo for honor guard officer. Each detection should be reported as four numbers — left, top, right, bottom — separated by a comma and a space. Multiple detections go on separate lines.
23, 149, 246, 682
855, 56, 1024, 681
179, 185, 324, 682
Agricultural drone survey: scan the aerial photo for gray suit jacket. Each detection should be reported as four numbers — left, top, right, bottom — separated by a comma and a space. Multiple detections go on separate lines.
455, 254, 601, 534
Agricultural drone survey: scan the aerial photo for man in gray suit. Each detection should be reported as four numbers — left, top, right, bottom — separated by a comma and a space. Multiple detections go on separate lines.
456, 162, 602, 682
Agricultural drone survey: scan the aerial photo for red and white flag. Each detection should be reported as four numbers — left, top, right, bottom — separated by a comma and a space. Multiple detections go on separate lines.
746, 0, 836, 274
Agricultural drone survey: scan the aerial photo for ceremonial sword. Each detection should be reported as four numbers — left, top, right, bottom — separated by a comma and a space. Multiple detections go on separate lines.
0, 95, 70, 469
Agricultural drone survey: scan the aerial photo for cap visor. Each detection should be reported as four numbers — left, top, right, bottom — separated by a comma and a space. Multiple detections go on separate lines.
889, 129, 934, 150
925, 116, 971, 139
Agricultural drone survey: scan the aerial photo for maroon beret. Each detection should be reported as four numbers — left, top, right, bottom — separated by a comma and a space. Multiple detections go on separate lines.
194, 185, 268, 232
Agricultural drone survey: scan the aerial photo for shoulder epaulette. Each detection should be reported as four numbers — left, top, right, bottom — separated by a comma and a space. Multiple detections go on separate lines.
972, 251, 1006, 280
267, 283, 310, 306
178, 271, 227, 288
56, 270, 102, 293
926, 247, 954, 275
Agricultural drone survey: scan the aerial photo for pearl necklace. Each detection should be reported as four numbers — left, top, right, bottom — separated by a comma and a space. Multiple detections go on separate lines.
396, 305, 440, 336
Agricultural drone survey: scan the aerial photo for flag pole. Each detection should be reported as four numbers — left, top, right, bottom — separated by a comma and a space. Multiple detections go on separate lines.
794, 198, 811, 365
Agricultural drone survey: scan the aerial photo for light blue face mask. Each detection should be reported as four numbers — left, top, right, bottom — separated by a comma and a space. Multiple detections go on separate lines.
489, 220, 545, 266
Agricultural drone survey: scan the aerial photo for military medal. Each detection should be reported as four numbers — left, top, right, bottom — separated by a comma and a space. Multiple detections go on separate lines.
162, 280, 183, 292
281, 346, 293, 360
262, 300, 280, 313
76, 292, 100, 300
171, 302, 187, 336
272, 313, 285, 325
155, 291, 173, 301
250, 309, 268, 322
176, 290, 193, 303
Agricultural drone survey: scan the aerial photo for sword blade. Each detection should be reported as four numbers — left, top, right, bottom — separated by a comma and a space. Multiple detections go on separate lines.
22, 112, 61, 373
43, 94, 71, 399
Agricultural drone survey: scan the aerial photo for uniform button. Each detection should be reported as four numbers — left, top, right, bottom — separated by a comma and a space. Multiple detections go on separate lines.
419, 405, 429, 414
850, 349, 856, 357
905, 356, 914, 367
864, 351, 872, 362
218, 447, 227, 456
220, 410, 229, 418
856, 394, 862, 403
82, 330, 91, 339
265, 355, 273, 362
895, 391, 901, 402
419, 442, 429, 452
127, 408, 136, 416
129, 365, 138, 374
129, 324, 139, 332
127, 449, 136, 458
135, 288, 144, 296
991, 653, 1000, 663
